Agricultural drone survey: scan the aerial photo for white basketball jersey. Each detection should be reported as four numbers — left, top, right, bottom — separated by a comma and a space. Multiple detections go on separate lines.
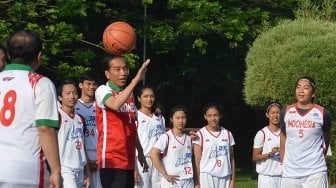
154, 130, 194, 180
253, 126, 282, 176
136, 111, 165, 156
0, 65, 59, 186
58, 109, 87, 169
75, 99, 97, 160
193, 126, 235, 177
283, 104, 327, 178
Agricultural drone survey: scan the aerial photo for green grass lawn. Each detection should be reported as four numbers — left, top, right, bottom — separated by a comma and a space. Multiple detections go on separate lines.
236, 168, 336, 188
236, 168, 257, 188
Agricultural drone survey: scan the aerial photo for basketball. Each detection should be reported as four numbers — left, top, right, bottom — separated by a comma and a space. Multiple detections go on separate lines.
102, 21, 136, 55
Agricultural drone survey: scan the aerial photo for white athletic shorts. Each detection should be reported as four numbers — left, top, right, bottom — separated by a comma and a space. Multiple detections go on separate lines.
160, 177, 193, 188
258, 174, 281, 188
61, 165, 84, 188
134, 157, 161, 188
0, 162, 50, 188
200, 172, 231, 188
280, 171, 328, 188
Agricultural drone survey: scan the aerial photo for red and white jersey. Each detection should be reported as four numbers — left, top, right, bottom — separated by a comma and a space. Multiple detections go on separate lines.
283, 104, 327, 178
75, 99, 97, 160
193, 126, 235, 178
253, 126, 282, 176
0, 63, 59, 186
137, 111, 165, 156
58, 109, 87, 169
154, 130, 194, 180
95, 82, 137, 170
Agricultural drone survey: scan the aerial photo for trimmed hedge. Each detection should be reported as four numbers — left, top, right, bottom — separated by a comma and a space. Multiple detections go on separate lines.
244, 19, 336, 108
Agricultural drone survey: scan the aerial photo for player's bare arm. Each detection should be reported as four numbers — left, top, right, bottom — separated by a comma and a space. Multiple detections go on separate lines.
192, 148, 200, 188
193, 144, 202, 187
134, 168, 141, 184
150, 147, 179, 184
83, 145, 91, 188
136, 132, 149, 172
280, 131, 286, 162
38, 126, 61, 188
229, 146, 236, 188
253, 146, 280, 161
104, 59, 150, 111
323, 130, 331, 155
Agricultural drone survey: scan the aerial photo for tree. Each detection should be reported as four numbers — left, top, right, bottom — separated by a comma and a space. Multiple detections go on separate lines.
141, 0, 298, 124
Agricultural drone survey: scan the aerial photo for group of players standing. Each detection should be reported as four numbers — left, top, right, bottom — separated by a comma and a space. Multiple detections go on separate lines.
0, 30, 332, 188
0, 30, 236, 188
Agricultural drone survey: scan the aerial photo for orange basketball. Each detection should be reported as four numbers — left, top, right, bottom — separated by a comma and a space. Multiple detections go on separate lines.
102, 22, 136, 55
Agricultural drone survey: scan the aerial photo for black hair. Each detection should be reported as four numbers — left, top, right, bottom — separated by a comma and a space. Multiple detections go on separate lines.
266, 102, 281, 113
135, 85, 156, 109
102, 54, 121, 71
202, 102, 223, 116
0, 43, 9, 63
170, 105, 188, 119
295, 76, 316, 92
7, 30, 42, 64
57, 80, 78, 97
79, 71, 98, 83
137, 85, 155, 97
295, 76, 316, 102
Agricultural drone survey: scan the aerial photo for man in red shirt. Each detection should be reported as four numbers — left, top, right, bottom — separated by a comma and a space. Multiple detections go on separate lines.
95, 55, 149, 188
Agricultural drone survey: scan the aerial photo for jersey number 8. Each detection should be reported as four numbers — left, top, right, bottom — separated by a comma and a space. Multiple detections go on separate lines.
0, 90, 17, 126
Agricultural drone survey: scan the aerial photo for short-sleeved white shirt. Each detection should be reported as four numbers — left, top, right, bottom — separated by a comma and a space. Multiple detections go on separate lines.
0, 63, 59, 186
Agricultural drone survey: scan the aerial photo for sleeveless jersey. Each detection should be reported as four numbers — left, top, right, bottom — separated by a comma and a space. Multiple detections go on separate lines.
136, 111, 165, 156
0, 63, 59, 186
154, 130, 193, 180
283, 104, 327, 178
75, 99, 97, 160
95, 82, 137, 170
253, 126, 282, 176
58, 109, 87, 169
193, 126, 235, 177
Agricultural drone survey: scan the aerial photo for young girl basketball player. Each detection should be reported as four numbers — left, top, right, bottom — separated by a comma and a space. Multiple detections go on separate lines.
193, 103, 236, 188
134, 86, 166, 188
253, 102, 282, 188
150, 105, 194, 188
280, 76, 332, 188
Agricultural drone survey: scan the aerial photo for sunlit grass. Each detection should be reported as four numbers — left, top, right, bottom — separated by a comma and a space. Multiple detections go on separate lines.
236, 168, 336, 188
236, 168, 257, 188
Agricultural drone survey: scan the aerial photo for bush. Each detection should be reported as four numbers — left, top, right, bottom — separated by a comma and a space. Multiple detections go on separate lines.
244, 19, 336, 108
